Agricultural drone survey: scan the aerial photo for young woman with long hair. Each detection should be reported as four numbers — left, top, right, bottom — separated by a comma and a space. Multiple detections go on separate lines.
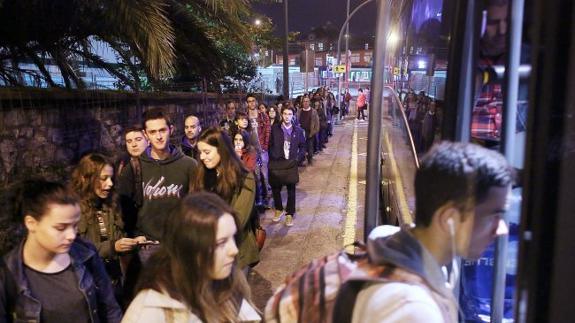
0, 179, 122, 322
233, 129, 258, 173
70, 153, 147, 296
191, 127, 260, 269
268, 105, 281, 127
122, 192, 259, 322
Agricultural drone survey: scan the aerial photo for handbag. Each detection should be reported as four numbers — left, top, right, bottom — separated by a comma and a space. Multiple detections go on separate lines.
268, 159, 299, 185
255, 225, 266, 250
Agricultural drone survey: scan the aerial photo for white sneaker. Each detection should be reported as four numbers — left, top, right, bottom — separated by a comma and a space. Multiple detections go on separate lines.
273, 210, 285, 222
285, 214, 294, 227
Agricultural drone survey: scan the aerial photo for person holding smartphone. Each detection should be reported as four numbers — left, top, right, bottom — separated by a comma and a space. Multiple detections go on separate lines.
70, 153, 148, 301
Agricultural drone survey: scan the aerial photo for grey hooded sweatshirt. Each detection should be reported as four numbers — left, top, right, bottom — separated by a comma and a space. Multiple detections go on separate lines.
118, 145, 197, 241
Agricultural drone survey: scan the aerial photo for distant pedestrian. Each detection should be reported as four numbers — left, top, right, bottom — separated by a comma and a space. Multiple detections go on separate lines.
344, 89, 352, 116
421, 101, 438, 153
122, 193, 260, 323
219, 100, 238, 135
268, 106, 306, 227
357, 88, 367, 120
297, 97, 320, 166
181, 115, 202, 160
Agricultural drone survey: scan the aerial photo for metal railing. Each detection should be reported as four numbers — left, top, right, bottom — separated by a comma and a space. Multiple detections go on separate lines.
384, 85, 420, 168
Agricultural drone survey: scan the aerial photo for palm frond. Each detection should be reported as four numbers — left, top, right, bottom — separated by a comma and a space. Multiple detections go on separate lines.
106, 0, 176, 79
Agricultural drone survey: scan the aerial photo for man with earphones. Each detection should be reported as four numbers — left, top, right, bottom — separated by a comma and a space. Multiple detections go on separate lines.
350, 142, 513, 322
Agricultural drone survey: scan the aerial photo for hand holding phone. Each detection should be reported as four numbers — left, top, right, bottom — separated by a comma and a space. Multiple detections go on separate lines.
137, 240, 160, 246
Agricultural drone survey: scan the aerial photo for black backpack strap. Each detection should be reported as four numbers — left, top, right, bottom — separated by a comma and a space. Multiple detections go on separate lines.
332, 280, 367, 323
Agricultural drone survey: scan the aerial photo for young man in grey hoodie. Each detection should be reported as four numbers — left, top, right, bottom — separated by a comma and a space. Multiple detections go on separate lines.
350, 142, 513, 322
118, 108, 197, 262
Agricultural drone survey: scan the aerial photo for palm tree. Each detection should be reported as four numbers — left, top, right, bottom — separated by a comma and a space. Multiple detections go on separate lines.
0, 0, 255, 90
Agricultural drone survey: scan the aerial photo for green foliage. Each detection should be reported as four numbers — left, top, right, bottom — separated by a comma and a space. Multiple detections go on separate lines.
0, 0, 269, 91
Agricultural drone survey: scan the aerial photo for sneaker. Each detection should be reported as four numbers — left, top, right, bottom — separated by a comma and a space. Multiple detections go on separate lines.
285, 214, 294, 227
273, 210, 285, 222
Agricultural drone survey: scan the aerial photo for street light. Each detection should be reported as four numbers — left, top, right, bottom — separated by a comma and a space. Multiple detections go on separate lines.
387, 31, 399, 48
254, 19, 261, 26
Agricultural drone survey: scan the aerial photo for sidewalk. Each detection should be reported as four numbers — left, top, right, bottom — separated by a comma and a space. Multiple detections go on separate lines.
248, 117, 369, 310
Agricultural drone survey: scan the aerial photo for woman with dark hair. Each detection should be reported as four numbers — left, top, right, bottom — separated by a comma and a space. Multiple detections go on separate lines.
191, 127, 259, 269
234, 111, 259, 150
258, 102, 268, 115
268, 105, 281, 127
70, 153, 147, 295
122, 192, 259, 322
233, 129, 258, 172
0, 179, 122, 322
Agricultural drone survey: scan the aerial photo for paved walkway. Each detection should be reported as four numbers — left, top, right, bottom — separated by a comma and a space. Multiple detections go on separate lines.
248, 116, 370, 310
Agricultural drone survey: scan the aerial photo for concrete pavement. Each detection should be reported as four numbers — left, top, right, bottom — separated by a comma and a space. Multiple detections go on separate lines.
248, 116, 370, 311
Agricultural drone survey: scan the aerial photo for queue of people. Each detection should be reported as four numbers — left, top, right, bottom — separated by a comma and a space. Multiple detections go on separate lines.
403, 89, 440, 154
0, 88, 337, 322
0, 86, 513, 323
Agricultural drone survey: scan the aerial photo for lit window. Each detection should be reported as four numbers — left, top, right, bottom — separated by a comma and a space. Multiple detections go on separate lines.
310, 44, 315, 51
350, 53, 360, 63
318, 43, 324, 51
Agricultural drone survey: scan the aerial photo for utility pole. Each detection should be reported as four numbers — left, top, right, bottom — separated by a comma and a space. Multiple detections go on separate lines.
345, 0, 350, 91
282, 0, 290, 99
336, 0, 374, 123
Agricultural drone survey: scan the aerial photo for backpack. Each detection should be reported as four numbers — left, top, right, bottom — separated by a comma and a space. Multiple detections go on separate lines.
264, 242, 427, 323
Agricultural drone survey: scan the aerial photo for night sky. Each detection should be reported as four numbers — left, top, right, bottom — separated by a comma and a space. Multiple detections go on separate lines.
252, 0, 378, 37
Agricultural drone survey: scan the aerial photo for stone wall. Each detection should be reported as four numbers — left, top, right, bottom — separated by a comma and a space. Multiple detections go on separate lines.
0, 88, 251, 186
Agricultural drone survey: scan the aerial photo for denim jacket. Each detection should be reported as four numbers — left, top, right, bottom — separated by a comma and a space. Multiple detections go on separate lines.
0, 238, 122, 323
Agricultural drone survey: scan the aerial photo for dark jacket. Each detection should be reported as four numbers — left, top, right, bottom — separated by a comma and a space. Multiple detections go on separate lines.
118, 145, 197, 241
230, 172, 259, 269
296, 108, 320, 138
0, 238, 122, 323
180, 136, 198, 160
269, 123, 306, 162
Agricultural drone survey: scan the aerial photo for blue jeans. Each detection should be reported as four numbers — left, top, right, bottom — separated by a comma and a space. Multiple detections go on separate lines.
260, 150, 271, 196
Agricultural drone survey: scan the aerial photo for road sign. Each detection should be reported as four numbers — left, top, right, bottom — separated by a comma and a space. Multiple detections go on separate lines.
334, 65, 346, 73
393, 67, 400, 76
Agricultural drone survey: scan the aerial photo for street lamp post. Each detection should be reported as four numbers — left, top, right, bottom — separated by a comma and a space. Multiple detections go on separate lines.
335, 0, 375, 122
282, 0, 289, 99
